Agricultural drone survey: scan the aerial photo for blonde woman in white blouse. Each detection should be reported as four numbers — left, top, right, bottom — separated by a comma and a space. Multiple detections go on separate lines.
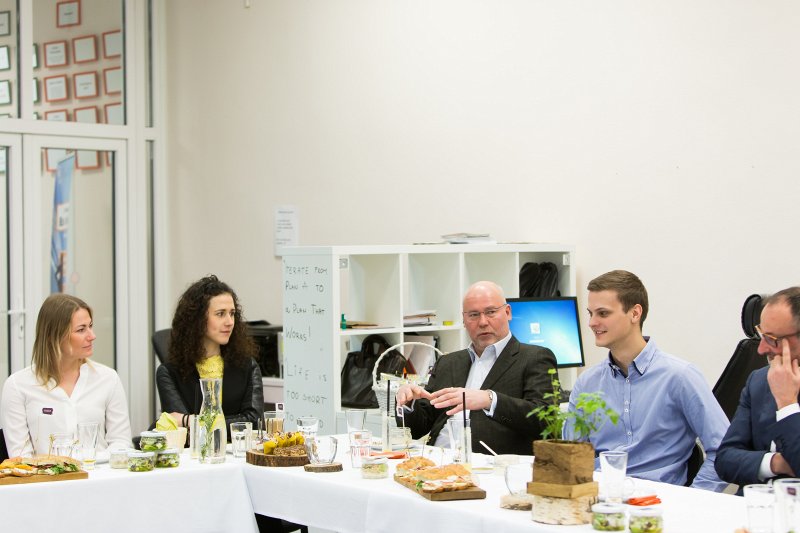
0, 293, 131, 457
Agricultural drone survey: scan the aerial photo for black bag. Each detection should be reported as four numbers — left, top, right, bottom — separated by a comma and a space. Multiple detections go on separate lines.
519, 261, 561, 297
340, 334, 411, 409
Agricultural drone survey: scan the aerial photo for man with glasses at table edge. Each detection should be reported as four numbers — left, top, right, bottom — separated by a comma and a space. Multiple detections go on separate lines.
564, 270, 730, 491
395, 281, 557, 456
716, 287, 800, 489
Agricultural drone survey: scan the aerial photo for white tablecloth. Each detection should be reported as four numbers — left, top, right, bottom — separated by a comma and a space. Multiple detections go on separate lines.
0, 454, 257, 533
244, 450, 747, 533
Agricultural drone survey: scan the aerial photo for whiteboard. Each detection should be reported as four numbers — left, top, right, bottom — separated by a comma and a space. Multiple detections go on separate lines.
281, 254, 335, 433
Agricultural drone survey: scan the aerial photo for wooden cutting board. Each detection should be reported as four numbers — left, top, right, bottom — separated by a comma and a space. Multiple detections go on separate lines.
394, 475, 486, 501
0, 470, 88, 486
246, 449, 309, 467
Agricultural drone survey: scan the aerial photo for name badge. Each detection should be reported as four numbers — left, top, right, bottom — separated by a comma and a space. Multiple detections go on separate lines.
42, 407, 53, 415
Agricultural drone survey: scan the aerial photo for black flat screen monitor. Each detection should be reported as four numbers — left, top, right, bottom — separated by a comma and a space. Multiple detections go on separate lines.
506, 296, 585, 368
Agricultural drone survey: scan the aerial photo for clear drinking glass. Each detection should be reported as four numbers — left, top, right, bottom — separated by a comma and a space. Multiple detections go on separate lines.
599, 450, 634, 503
447, 418, 472, 465
51, 432, 76, 458
229, 422, 252, 458
345, 409, 367, 434
296, 417, 319, 439
505, 461, 534, 495
306, 435, 338, 464
264, 411, 285, 434
744, 484, 775, 533
774, 478, 800, 533
77, 422, 99, 470
349, 430, 372, 468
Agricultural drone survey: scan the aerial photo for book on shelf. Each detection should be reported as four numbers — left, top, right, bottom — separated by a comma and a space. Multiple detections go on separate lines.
403, 310, 436, 326
344, 320, 381, 329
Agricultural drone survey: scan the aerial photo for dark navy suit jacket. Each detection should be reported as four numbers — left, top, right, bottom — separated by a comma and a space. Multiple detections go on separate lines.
716, 366, 800, 487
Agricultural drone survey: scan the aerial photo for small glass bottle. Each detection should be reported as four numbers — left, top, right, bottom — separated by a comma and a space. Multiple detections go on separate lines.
340, 313, 347, 330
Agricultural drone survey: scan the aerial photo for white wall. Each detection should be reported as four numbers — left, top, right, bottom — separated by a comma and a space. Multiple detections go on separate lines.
163, 1, 800, 385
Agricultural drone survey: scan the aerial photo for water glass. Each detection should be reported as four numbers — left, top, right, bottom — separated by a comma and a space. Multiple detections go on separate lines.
349, 430, 372, 468
51, 432, 76, 458
775, 478, 800, 533
599, 450, 634, 503
229, 422, 252, 458
296, 417, 319, 438
345, 409, 367, 434
264, 411, 285, 434
77, 422, 99, 470
447, 418, 472, 465
505, 461, 534, 495
306, 435, 339, 464
744, 483, 775, 533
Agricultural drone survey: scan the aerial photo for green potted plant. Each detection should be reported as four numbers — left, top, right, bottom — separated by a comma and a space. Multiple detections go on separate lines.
528, 369, 619, 485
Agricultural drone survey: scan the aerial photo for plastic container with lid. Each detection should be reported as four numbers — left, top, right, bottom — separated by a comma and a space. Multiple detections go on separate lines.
591, 503, 626, 531
139, 430, 168, 452
128, 450, 155, 472
629, 506, 663, 533
361, 456, 389, 479
109, 448, 130, 469
155, 448, 181, 468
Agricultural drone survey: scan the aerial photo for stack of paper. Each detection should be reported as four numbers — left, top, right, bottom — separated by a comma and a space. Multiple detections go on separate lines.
441, 233, 497, 244
403, 310, 437, 326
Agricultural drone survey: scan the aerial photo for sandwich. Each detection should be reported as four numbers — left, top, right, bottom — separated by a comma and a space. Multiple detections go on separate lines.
0, 455, 81, 477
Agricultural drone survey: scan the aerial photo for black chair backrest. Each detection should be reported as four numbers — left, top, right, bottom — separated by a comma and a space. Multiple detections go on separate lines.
152, 328, 171, 364
0, 428, 9, 461
685, 442, 704, 486
712, 293, 769, 421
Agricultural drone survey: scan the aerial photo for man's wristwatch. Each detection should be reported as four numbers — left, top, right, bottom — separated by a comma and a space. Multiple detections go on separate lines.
486, 389, 494, 409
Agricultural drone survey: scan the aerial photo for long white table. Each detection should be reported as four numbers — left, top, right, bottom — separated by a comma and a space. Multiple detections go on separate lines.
0, 448, 747, 533
244, 450, 748, 533
0, 456, 258, 533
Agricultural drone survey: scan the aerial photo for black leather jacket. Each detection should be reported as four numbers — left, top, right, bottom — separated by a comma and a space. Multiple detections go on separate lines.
156, 357, 264, 430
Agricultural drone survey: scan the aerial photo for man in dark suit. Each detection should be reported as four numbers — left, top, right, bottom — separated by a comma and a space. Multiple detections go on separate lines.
395, 281, 557, 456
716, 287, 800, 486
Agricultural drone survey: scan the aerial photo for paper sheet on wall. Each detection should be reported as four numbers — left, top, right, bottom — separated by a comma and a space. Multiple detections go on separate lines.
274, 205, 298, 256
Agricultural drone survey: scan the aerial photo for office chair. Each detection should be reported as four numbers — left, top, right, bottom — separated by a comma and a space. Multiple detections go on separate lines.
684, 442, 704, 486
712, 294, 769, 421
151, 328, 171, 364
0, 428, 8, 461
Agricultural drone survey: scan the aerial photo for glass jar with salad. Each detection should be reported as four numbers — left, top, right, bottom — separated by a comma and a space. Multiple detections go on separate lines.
128, 451, 155, 472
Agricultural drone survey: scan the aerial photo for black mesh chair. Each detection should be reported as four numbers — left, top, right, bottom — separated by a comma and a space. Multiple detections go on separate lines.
712, 294, 769, 421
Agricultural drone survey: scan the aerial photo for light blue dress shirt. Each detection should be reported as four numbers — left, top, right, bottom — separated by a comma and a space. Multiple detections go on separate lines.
564, 337, 730, 492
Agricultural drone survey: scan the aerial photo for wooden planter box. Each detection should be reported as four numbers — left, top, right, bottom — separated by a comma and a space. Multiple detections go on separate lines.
533, 439, 594, 485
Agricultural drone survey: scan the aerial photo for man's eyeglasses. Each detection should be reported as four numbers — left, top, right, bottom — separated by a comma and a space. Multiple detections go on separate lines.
462, 304, 508, 322
754, 324, 800, 349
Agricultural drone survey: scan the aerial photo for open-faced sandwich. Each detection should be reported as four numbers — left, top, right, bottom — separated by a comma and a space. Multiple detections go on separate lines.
394, 458, 477, 494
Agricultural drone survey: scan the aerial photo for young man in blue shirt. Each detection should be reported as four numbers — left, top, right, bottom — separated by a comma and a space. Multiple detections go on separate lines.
564, 270, 729, 491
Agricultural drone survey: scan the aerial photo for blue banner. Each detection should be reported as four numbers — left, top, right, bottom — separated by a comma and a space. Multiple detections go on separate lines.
50, 155, 74, 293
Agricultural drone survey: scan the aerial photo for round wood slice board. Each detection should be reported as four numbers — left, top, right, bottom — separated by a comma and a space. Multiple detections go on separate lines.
246, 449, 310, 467
303, 462, 343, 473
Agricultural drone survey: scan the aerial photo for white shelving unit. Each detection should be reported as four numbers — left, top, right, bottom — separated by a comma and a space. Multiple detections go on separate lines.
279, 243, 576, 435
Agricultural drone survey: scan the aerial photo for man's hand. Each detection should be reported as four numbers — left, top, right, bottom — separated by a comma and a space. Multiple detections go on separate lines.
429, 387, 492, 416
771, 452, 796, 477
395, 384, 433, 407
767, 338, 800, 410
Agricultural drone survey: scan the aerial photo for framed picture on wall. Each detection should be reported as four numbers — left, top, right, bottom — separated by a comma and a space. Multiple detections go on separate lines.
73, 71, 98, 99
74, 105, 97, 123
0, 45, 10, 71
104, 102, 122, 125
32, 78, 39, 103
45, 109, 69, 122
44, 75, 69, 102
72, 35, 96, 63
102, 30, 122, 58
103, 66, 122, 95
76, 150, 99, 170
33, 43, 39, 69
0, 80, 10, 105
57, 1, 81, 28
44, 41, 68, 68
0, 11, 11, 37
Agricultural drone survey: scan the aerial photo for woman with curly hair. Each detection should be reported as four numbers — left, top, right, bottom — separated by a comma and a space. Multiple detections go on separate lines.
156, 275, 263, 432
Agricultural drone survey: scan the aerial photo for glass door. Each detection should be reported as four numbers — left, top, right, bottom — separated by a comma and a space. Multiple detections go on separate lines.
18, 135, 131, 385
0, 134, 22, 394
